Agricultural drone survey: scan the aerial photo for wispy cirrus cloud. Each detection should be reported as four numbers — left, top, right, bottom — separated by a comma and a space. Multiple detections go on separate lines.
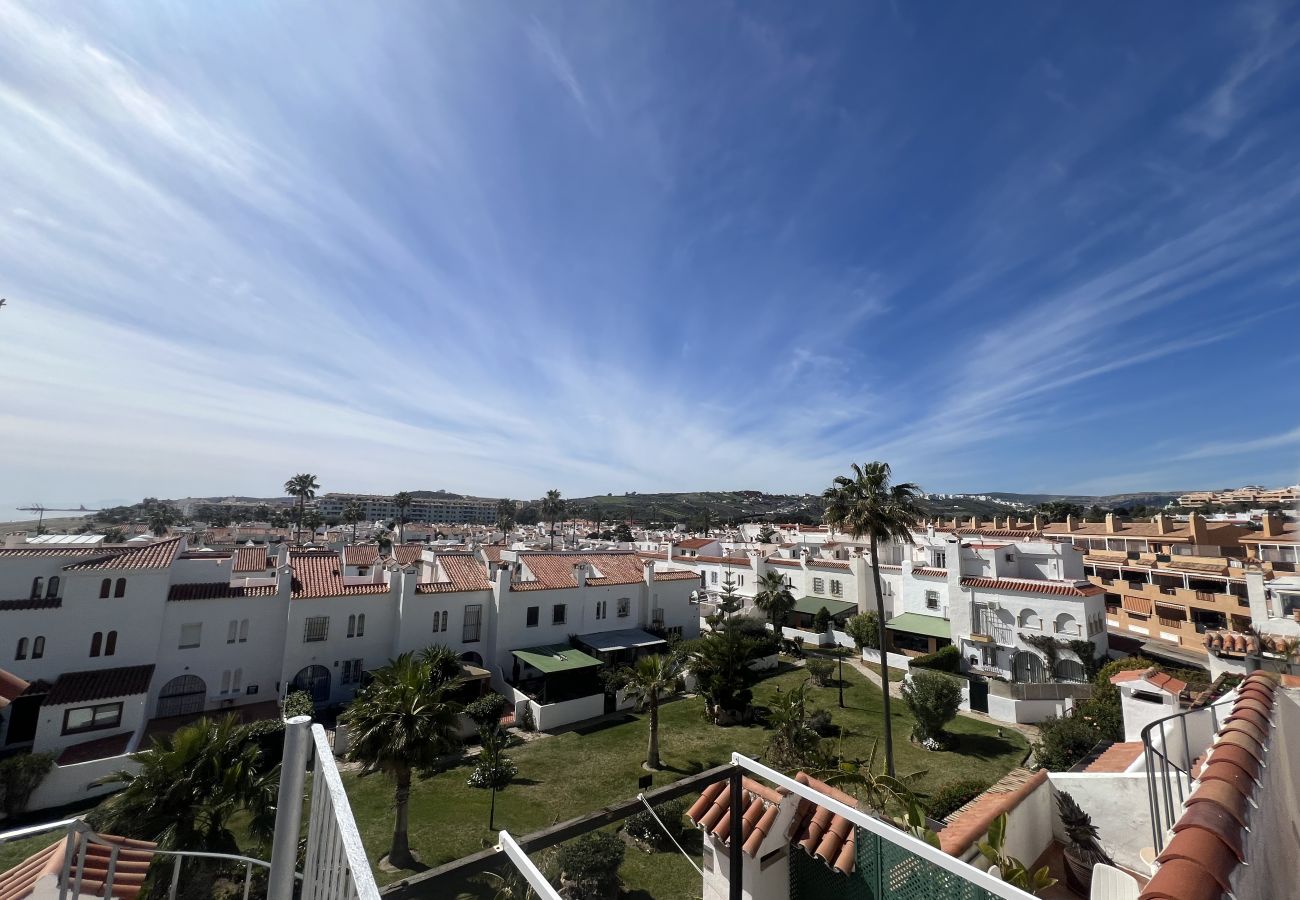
0, 1, 1297, 512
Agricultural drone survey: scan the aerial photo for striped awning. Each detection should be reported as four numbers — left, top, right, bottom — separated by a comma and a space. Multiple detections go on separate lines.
1121, 595, 1153, 615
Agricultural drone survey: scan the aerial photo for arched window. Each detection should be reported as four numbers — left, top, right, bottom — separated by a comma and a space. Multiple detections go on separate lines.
1012, 650, 1048, 683
30, 577, 43, 600
90, 632, 103, 657
356, 614, 365, 637
114, 578, 127, 598
1018, 608, 1040, 629
238, 619, 249, 643
100, 579, 111, 599
1054, 658, 1086, 683
15, 637, 28, 660
228, 620, 239, 644
1054, 613, 1077, 635
347, 615, 356, 638
105, 631, 117, 656
46, 576, 60, 599
32, 636, 45, 659
157, 674, 207, 717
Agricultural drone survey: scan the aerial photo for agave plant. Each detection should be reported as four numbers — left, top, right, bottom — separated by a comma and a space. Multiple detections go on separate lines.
1056, 790, 1112, 893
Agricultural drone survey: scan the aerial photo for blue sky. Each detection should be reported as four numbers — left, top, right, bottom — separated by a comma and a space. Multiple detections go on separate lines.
1, 1, 1298, 510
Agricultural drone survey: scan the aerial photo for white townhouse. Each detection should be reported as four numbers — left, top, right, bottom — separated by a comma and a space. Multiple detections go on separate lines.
0, 535, 701, 773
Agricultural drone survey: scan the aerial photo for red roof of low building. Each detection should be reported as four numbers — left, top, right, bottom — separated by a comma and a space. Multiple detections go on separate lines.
56, 731, 133, 765
167, 582, 278, 601
960, 575, 1103, 597
233, 546, 272, 572
1110, 667, 1187, 695
675, 538, 716, 549
939, 768, 1047, 856
290, 551, 392, 598
416, 554, 492, 593
389, 545, 425, 566
1084, 741, 1145, 773
513, 552, 648, 590
342, 545, 381, 566
0, 597, 61, 611
0, 830, 157, 900
45, 665, 155, 706
63, 537, 184, 571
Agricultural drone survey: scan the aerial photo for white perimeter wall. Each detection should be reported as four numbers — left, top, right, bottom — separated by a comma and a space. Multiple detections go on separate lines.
25, 754, 139, 813
1046, 774, 1154, 872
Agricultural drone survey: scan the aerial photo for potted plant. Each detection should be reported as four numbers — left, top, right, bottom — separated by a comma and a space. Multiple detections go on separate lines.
1056, 790, 1113, 894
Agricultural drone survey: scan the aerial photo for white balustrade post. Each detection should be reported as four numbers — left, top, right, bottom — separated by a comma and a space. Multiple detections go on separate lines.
269, 715, 313, 900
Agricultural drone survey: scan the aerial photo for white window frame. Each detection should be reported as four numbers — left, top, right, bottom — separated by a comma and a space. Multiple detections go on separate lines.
179, 623, 202, 650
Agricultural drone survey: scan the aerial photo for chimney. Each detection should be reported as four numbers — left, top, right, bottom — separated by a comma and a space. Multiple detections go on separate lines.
1105, 513, 1118, 534
643, 559, 655, 587
1154, 513, 1171, 535
1032, 514, 1043, 531
574, 563, 588, 589
495, 562, 513, 595
1065, 514, 1077, 532
665, 542, 674, 561
1188, 512, 1208, 546
1262, 511, 1283, 537
967, 516, 978, 528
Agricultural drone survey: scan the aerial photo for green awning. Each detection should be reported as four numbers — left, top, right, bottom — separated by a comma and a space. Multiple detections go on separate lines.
512, 644, 603, 674
885, 613, 951, 640
792, 597, 857, 618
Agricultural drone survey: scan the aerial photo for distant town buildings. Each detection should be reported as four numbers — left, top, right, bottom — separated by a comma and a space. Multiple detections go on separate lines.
1177, 484, 1300, 506
312, 492, 498, 525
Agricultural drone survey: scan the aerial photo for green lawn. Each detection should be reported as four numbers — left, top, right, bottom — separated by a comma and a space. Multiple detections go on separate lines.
862, 660, 907, 682
345, 662, 1028, 896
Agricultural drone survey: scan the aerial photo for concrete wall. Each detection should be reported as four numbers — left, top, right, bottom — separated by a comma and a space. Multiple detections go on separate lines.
529, 692, 605, 731
1228, 685, 1300, 900
25, 753, 139, 813
1046, 773, 1154, 872
861, 648, 912, 672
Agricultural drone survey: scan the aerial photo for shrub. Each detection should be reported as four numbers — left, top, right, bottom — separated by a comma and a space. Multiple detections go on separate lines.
812, 607, 832, 634
1032, 715, 1102, 771
901, 672, 962, 745
555, 831, 625, 899
0, 752, 55, 817
925, 778, 990, 820
283, 691, 314, 719
623, 797, 689, 850
910, 644, 961, 673
844, 612, 879, 651
807, 708, 837, 737
520, 703, 536, 732
464, 693, 509, 728
806, 657, 834, 686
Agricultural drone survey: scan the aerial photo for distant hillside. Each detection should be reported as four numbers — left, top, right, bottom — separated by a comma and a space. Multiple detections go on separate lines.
562, 491, 823, 524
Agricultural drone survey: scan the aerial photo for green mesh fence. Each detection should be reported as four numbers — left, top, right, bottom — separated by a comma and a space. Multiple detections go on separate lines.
790, 828, 1002, 900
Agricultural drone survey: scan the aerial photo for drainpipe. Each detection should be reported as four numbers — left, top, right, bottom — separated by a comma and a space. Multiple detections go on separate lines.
268, 716, 312, 900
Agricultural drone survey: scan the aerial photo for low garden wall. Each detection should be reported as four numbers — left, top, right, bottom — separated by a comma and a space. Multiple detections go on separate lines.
861, 648, 912, 672
26, 753, 138, 813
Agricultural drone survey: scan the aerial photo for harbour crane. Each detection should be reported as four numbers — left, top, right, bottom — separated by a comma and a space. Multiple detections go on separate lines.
16, 504, 101, 531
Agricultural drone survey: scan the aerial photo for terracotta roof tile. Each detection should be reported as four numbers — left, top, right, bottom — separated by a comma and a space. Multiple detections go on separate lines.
808, 560, 851, 571
791, 773, 859, 874
290, 551, 392, 599
693, 554, 754, 566
961, 575, 1103, 596
955, 527, 1044, 539
0, 831, 157, 900
233, 546, 272, 572
0, 669, 30, 706
1155, 829, 1237, 893
1109, 667, 1186, 694
1138, 857, 1227, 900
1200, 743, 1260, 783
1197, 760, 1257, 796
1170, 803, 1245, 860
415, 554, 491, 593
675, 538, 715, 549
653, 569, 701, 581
168, 582, 278, 601
939, 768, 1047, 856
910, 567, 946, 577
342, 546, 381, 566
514, 553, 648, 590
1184, 780, 1250, 827
764, 558, 802, 568
63, 537, 184, 571
46, 665, 154, 705
390, 545, 425, 565
0, 547, 106, 558
1213, 730, 1265, 764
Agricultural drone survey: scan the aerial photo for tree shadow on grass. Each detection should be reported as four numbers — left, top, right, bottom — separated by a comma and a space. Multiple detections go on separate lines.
569, 714, 635, 736
948, 731, 1019, 760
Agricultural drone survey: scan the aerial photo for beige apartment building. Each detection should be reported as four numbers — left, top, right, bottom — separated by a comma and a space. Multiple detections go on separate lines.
1042, 512, 1296, 662
1177, 484, 1300, 506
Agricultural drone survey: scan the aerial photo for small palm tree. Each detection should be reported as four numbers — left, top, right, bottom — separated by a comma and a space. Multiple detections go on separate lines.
342, 501, 364, 542
621, 653, 685, 769
823, 462, 923, 776
755, 570, 796, 633
284, 473, 320, 544
541, 490, 565, 550
496, 498, 516, 537
343, 652, 464, 869
392, 492, 414, 544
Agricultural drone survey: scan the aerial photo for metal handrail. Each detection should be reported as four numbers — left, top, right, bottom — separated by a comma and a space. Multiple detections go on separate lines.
1139, 692, 1241, 852
1, 819, 271, 900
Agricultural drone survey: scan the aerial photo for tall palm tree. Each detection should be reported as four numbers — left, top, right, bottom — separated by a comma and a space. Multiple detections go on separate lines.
755, 570, 796, 633
342, 501, 364, 542
148, 507, 175, 537
496, 498, 516, 537
823, 461, 924, 777
541, 489, 565, 550
284, 473, 320, 544
342, 652, 464, 869
392, 492, 414, 545
621, 652, 684, 769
